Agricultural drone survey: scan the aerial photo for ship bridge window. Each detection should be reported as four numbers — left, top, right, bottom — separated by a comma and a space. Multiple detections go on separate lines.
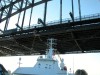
45, 66, 47, 69
44, 64, 51, 69
38, 63, 41, 68
49, 65, 51, 69
45, 64, 48, 69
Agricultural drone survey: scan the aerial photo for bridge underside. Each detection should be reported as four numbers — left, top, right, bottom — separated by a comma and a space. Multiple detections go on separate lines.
0, 18, 100, 56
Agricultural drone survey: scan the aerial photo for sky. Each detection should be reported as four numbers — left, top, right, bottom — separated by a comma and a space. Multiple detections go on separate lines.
0, 0, 100, 30
0, 0, 100, 75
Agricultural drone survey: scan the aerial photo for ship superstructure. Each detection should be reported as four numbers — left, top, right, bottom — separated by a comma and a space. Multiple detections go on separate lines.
13, 38, 68, 75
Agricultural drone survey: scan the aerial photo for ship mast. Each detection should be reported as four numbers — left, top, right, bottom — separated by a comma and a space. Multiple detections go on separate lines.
18, 57, 22, 67
47, 38, 56, 59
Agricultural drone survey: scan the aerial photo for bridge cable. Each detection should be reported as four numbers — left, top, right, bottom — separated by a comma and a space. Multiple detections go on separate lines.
29, 0, 34, 28
21, 0, 28, 29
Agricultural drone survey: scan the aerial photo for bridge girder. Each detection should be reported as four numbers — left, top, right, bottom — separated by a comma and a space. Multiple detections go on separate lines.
0, 0, 51, 23
0, 15, 100, 56
0, 0, 100, 56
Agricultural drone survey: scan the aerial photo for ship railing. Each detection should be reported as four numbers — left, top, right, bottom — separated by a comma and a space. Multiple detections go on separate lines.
22, 13, 100, 30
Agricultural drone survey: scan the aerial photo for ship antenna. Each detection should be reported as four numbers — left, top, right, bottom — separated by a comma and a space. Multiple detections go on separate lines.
18, 57, 22, 67
73, 55, 74, 74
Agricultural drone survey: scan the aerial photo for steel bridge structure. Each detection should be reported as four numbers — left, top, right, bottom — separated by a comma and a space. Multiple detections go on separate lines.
0, 0, 100, 56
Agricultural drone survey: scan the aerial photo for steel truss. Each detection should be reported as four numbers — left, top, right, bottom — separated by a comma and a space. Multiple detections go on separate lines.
0, 0, 51, 31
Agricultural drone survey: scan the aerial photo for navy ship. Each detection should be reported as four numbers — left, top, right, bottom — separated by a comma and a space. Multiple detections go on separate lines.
13, 38, 73, 75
